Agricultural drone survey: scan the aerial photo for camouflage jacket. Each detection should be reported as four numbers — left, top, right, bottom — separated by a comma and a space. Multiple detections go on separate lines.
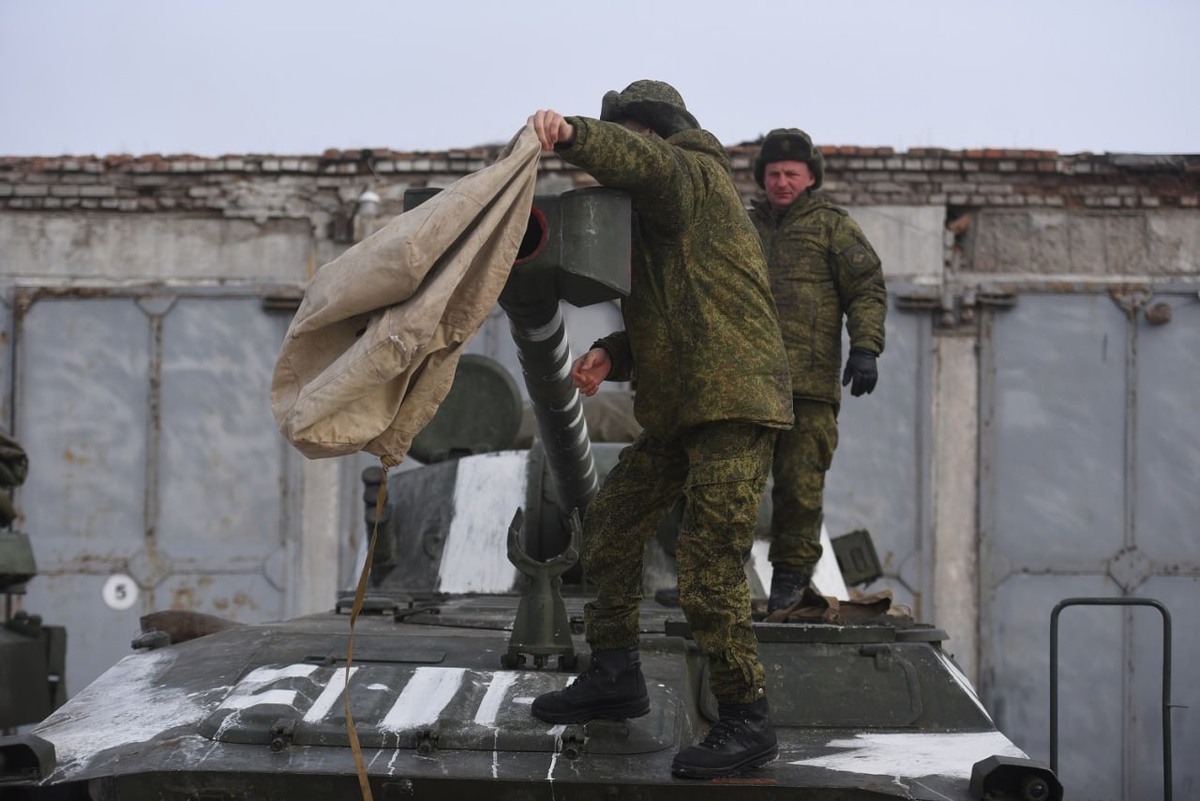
749, 194, 887, 405
557, 118, 793, 438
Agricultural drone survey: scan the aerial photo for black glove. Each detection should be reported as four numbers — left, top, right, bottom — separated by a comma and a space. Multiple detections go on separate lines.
842, 347, 878, 397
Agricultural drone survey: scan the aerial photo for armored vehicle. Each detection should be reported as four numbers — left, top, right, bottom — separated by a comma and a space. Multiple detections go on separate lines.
1, 431, 68, 737
0, 188, 1060, 801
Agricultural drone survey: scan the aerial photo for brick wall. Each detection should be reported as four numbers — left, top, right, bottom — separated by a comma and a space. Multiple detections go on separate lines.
3, 145, 1197, 219
3, 144, 1199, 286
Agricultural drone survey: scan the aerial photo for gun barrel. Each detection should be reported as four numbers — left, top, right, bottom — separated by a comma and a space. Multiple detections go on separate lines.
503, 302, 598, 520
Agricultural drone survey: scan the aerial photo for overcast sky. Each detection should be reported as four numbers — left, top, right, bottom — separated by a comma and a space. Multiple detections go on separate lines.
2, 0, 1197, 158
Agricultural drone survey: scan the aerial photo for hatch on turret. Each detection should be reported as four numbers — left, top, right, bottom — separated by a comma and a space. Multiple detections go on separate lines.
409, 354, 524, 465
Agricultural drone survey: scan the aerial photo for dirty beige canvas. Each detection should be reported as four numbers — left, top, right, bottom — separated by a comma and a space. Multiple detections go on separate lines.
271, 124, 541, 465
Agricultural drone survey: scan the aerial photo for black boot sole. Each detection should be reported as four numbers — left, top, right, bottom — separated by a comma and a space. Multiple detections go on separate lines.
531, 697, 651, 724
670, 744, 779, 780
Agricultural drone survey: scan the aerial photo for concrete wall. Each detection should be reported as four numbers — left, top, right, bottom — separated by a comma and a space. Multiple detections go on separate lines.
0, 214, 313, 284
969, 208, 1200, 276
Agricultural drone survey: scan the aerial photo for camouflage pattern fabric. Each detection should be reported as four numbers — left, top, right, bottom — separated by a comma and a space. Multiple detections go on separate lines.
750, 192, 885, 573
749, 194, 887, 406
560, 117, 794, 438
0, 430, 28, 488
554, 115, 793, 704
598, 79, 699, 139
768, 399, 839, 571
0, 430, 28, 526
581, 422, 775, 704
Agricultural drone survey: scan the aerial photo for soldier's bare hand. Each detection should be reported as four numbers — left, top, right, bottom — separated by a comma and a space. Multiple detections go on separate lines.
570, 347, 611, 397
528, 109, 575, 152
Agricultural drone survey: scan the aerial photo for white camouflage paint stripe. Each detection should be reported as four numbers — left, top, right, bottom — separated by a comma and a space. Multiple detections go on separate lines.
790, 730, 1027, 780
379, 666, 466, 731
437, 451, 526, 593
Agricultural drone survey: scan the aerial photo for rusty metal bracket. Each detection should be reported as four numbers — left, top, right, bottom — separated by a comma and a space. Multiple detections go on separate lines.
894, 285, 1017, 329
1108, 286, 1153, 318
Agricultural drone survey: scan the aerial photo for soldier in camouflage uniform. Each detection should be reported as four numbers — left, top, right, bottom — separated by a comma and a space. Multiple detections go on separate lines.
748, 129, 888, 613
526, 81, 794, 780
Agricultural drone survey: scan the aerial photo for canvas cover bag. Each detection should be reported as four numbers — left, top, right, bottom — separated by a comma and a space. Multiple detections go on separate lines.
271, 124, 541, 465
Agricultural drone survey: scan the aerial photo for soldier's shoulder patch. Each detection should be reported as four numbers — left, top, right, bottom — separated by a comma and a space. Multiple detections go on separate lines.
841, 242, 878, 275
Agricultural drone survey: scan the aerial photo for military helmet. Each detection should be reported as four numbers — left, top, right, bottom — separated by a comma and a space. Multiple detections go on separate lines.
753, 128, 825, 190
600, 79, 700, 139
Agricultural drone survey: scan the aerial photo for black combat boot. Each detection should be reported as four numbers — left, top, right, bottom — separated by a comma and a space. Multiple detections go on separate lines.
671, 697, 778, 779
531, 647, 650, 723
767, 567, 812, 613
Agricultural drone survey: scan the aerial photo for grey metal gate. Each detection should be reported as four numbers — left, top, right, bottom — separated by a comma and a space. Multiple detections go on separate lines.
11, 289, 299, 697
825, 303, 933, 616
979, 288, 1199, 800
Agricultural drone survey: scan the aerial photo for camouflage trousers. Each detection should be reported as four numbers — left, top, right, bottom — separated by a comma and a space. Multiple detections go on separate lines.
768, 399, 839, 572
582, 421, 776, 705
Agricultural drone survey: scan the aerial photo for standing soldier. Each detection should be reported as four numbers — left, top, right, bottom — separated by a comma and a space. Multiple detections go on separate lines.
749, 128, 888, 613
526, 80, 794, 780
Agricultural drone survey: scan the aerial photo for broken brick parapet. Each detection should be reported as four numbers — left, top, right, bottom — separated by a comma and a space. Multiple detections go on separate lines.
2, 146, 1197, 218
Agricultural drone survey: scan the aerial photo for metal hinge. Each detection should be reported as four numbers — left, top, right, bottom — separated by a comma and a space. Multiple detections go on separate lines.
269, 718, 297, 752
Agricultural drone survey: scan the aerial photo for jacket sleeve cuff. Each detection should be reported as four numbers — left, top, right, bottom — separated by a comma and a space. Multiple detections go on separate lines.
556, 116, 590, 153
591, 333, 633, 383
849, 342, 882, 357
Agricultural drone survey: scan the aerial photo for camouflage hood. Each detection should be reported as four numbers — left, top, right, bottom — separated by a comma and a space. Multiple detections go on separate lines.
600, 79, 700, 139
668, 126, 734, 173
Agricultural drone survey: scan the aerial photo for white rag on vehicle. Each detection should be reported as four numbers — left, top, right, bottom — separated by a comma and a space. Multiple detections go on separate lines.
271, 124, 541, 465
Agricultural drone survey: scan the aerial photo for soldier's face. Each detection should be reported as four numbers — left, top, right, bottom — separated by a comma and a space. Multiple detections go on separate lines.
764, 160, 815, 210
618, 119, 655, 137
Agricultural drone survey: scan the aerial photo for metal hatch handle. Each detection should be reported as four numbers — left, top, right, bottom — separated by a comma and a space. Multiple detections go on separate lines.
1049, 597, 1175, 800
